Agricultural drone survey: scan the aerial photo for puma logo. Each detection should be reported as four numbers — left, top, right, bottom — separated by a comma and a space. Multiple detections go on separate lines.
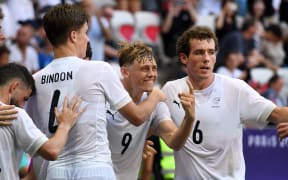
173, 100, 180, 108
106, 110, 116, 120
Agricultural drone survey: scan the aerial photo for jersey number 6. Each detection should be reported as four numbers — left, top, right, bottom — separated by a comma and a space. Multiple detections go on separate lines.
48, 90, 60, 133
192, 120, 203, 144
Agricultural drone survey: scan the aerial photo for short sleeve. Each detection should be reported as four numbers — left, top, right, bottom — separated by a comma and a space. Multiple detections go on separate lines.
13, 108, 48, 156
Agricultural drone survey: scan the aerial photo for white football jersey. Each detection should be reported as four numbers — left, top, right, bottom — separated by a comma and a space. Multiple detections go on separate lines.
161, 74, 276, 180
26, 57, 131, 179
107, 93, 171, 180
0, 103, 48, 180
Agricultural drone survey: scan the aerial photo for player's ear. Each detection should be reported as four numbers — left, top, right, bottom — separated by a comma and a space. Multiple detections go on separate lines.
8, 80, 20, 93
120, 66, 129, 78
179, 52, 188, 65
69, 30, 77, 43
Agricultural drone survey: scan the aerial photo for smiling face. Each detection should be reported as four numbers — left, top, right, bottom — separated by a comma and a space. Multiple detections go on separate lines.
122, 57, 157, 93
180, 38, 216, 87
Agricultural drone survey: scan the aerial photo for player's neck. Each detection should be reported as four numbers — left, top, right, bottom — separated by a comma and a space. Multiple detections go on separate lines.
53, 46, 78, 59
189, 74, 215, 90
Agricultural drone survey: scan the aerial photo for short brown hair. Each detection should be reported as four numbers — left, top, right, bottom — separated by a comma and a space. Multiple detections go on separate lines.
118, 41, 155, 67
43, 4, 89, 47
176, 26, 218, 57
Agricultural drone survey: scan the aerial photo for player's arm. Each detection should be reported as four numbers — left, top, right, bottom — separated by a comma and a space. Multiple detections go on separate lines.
157, 80, 195, 151
21, 165, 36, 180
268, 107, 288, 140
37, 96, 85, 160
277, 122, 288, 141
142, 139, 157, 160
267, 107, 288, 124
140, 140, 156, 180
0, 104, 18, 126
119, 87, 166, 126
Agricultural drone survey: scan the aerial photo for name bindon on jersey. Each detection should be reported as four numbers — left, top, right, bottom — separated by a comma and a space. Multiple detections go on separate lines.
41, 71, 73, 84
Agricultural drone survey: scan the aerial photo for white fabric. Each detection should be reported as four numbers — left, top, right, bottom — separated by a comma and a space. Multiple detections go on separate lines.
46, 162, 116, 180
107, 93, 171, 180
8, 44, 39, 73
0, 103, 48, 180
26, 57, 131, 179
161, 74, 276, 180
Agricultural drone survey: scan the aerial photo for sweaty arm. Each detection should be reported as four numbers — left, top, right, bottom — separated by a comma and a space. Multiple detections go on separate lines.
267, 106, 288, 124
0, 104, 18, 125
157, 80, 195, 150
37, 96, 85, 160
267, 107, 288, 140
157, 80, 195, 151
119, 87, 166, 126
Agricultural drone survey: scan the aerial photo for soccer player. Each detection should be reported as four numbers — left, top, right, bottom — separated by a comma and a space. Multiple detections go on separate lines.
0, 63, 83, 180
161, 26, 288, 180
106, 41, 195, 180
26, 4, 165, 180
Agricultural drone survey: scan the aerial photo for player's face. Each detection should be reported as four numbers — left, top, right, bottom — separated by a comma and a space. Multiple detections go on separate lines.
76, 22, 89, 59
180, 39, 216, 82
10, 85, 32, 108
126, 58, 157, 92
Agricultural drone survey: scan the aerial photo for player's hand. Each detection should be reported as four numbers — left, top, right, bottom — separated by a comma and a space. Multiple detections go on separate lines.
55, 96, 86, 130
0, 105, 18, 126
178, 79, 195, 121
142, 140, 157, 160
150, 87, 166, 102
277, 122, 288, 141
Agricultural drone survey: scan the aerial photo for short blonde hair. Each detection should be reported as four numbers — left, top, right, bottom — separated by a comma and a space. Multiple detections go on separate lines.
118, 41, 155, 67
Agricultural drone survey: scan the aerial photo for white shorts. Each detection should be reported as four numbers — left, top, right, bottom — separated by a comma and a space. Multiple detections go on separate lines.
46, 162, 116, 180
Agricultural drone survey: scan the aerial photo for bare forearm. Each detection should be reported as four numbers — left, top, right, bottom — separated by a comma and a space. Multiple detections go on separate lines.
188, 7, 197, 23
104, 45, 118, 57
268, 107, 288, 124
166, 114, 194, 150
215, 12, 225, 29
135, 96, 160, 125
161, 13, 174, 33
97, 16, 112, 40
38, 125, 70, 160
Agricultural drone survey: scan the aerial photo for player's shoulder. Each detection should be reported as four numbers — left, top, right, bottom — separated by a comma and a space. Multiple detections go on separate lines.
215, 73, 250, 90
85, 60, 110, 66
80, 60, 115, 72
162, 76, 188, 89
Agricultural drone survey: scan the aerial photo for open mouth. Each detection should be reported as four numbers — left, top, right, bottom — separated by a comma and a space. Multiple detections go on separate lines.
200, 66, 210, 70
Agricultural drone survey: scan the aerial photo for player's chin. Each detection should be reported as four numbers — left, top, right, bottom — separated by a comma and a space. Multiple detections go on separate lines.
142, 86, 154, 93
